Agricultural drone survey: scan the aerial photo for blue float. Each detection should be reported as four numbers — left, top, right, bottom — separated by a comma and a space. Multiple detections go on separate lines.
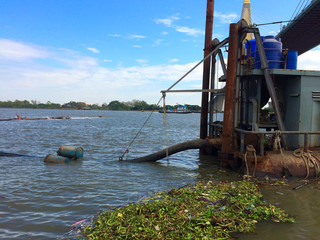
44, 146, 84, 163
57, 146, 84, 159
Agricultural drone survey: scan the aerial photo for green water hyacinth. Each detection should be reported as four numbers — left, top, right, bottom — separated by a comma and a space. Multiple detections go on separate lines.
85, 181, 294, 239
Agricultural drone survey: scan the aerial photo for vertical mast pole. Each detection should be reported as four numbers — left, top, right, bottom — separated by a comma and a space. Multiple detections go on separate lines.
221, 23, 239, 153
200, 0, 214, 146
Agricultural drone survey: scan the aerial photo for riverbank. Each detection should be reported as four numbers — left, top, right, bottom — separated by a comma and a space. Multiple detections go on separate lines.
63, 180, 294, 239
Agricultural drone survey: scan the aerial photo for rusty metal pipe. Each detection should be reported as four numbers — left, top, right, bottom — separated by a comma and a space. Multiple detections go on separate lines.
200, 0, 214, 143
221, 23, 239, 153
209, 53, 217, 138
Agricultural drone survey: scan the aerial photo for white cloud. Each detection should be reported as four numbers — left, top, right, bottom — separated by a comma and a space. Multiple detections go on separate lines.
103, 59, 112, 62
55, 54, 98, 69
87, 47, 100, 53
109, 34, 121, 37
152, 39, 164, 46
169, 58, 179, 63
214, 11, 238, 24
155, 16, 180, 27
161, 31, 168, 35
0, 38, 49, 61
136, 59, 149, 64
298, 50, 320, 70
10, 41, 320, 105
128, 34, 146, 40
175, 26, 204, 36
0, 39, 204, 105
155, 15, 203, 37
133, 45, 141, 48
267, 30, 278, 35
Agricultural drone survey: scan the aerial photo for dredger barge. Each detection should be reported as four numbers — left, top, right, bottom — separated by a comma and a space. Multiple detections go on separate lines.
124, 0, 320, 179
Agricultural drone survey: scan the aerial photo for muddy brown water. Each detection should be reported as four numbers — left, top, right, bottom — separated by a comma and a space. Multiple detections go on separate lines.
0, 109, 319, 239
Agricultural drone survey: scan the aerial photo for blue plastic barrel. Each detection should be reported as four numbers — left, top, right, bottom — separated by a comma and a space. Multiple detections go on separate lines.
44, 154, 71, 163
245, 37, 265, 59
245, 39, 256, 58
57, 146, 84, 159
254, 36, 283, 69
286, 50, 298, 69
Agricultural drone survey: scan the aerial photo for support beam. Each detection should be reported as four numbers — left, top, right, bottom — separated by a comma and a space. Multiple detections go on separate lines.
221, 23, 239, 153
253, 29, 289, 149
200, 0, 214, 143
217, 49, 227, 75
209, 53, 217, 138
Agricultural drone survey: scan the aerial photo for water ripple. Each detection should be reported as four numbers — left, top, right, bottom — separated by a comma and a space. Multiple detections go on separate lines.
0, 109, 211, 239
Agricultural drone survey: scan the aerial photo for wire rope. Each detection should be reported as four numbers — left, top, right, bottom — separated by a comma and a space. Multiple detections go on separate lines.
119, 38, 229, 160
290, 0, 304, 22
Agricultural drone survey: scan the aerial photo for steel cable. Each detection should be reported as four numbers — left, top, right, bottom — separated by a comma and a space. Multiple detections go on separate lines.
119, 38, 229, 160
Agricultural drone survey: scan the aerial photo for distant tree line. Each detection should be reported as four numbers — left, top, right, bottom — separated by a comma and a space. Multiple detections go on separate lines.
0, 99, 201, 111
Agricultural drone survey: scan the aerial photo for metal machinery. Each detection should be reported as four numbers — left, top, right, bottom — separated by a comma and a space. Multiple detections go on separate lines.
238, 26, 320, 150
238, 68, 320, 150
130, 0, 320, 177
126, 1, 320, 178
207, 21, 320, 177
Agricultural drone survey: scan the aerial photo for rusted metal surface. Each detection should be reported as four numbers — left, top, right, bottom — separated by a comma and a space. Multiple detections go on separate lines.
221, 23, 239, 153
235, 128, 320, 155
44, 154, 70, 163
241, 151, 320, 178
200, 0, 214, 142
209, 52, 217, 139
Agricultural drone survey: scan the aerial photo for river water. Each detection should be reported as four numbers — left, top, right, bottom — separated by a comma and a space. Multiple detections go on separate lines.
0, 109, 319, 239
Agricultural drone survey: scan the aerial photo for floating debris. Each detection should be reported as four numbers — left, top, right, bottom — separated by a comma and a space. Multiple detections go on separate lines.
0, 115, 71, 121
78, 180, 294, 239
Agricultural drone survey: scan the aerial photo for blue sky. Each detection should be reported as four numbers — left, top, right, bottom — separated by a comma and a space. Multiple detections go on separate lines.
1, 0, 319, 105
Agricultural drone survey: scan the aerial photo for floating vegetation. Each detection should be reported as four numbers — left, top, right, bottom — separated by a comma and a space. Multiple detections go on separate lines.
83, 180, 294, 239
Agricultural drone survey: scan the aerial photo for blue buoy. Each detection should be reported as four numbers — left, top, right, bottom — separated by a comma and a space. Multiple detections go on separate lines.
57, 146, 84, 159
44, 146, 84, 163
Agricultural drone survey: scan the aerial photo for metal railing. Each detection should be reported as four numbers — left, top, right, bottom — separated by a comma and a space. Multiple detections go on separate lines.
236, 128, 320, 155
211, 122, 320, 156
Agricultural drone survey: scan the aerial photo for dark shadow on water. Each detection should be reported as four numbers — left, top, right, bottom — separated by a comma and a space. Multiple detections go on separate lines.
197, 154, 242, 182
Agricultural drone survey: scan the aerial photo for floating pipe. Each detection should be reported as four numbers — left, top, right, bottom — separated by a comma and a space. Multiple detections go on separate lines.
123, 138, 221, 163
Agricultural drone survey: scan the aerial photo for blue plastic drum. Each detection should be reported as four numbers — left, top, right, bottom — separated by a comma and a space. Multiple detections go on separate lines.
254, 36, 283, 69
245, 39, 256, 58
286, 50, 298, 69
57, 146, 84, 159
